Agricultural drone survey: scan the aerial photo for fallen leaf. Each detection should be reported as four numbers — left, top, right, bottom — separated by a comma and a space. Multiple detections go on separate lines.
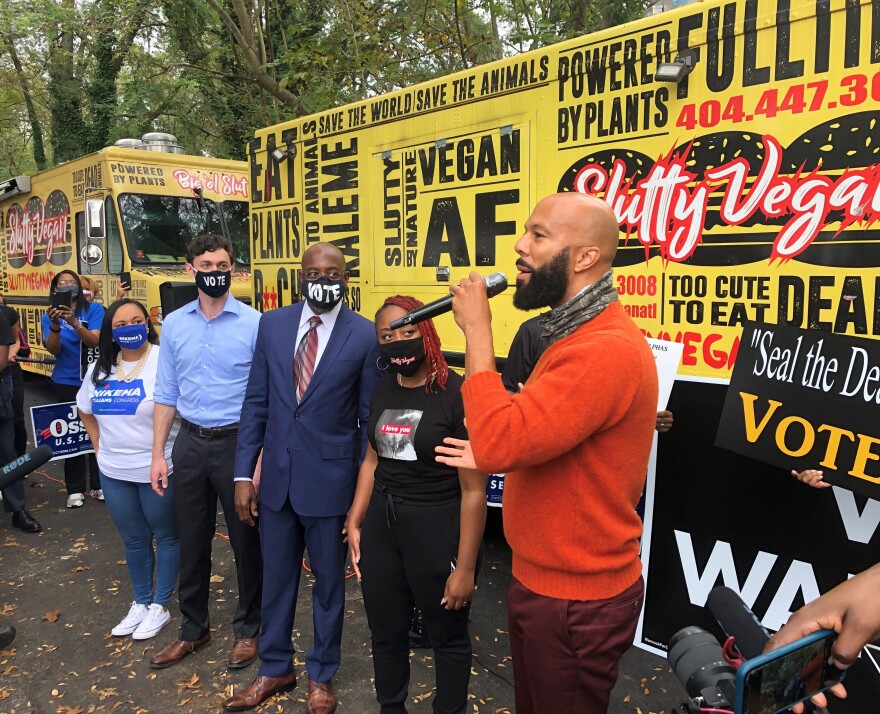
43, 609, 61, 623
0, 604, 15, 616
176, 673, 200, 690
209, 575, 225, 583
56, 706, 84, 714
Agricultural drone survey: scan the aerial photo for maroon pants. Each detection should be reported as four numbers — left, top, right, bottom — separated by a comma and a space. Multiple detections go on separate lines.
507, 575, 644, 714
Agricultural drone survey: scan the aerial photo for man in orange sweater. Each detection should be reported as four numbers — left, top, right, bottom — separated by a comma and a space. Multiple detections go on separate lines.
448, 192, 658, 713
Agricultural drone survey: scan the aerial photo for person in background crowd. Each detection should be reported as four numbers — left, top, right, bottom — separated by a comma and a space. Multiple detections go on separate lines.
447, 193, 658, 714
41, 270, 105, 508
149, 234, 263, 671
345, 295, 487, 714
503, 310, 675, 432
80, 276, 102, 303
0, 306, 40, 533
0, 294, 30, 457
225, 243, 382, 714
77, 299, 179, 640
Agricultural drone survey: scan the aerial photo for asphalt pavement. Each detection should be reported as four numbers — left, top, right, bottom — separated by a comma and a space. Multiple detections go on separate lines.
0, 375, 688, 713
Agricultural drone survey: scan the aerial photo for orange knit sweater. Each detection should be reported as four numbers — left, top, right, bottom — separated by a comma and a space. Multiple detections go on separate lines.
462, 302, 658, 601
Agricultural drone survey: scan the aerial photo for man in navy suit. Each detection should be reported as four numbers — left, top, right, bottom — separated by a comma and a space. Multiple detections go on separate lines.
224, 243, 383, 713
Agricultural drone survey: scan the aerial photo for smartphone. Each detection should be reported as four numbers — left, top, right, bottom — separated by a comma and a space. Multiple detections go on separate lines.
734, 629, 846, 714
50, 291, 73, 309
118, 271, 132, 288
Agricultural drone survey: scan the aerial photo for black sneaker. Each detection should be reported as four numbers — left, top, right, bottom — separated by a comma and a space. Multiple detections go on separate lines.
0, 623, 15, 648
11, 511, 41, 533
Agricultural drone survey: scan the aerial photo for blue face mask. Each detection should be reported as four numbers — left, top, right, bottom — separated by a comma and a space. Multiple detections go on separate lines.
112, 323, 148, 349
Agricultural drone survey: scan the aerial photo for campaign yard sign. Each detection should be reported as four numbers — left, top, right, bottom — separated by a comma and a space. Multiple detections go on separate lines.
30, 402, 94, 460
716, 322, 880, 499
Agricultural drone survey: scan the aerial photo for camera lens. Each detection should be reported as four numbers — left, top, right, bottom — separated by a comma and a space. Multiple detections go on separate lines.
668, 626, 736, 699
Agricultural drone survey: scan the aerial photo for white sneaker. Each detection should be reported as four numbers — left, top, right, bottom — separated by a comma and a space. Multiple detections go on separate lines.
66, 493, 85, 508
132, 603, 171, 640
89, 489, 105, 501
111, 602, 148, 636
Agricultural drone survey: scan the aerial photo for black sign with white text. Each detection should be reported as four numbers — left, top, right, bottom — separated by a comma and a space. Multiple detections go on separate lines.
717, 322, 880, 499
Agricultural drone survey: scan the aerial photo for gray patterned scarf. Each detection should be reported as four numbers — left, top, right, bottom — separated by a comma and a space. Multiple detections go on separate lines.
539, 269, 618, 345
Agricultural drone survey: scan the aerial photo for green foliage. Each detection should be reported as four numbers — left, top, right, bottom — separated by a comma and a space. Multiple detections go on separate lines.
0, 0, 653, 177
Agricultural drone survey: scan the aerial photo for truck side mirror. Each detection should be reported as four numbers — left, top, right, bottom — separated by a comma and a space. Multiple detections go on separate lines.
85, 198, 106, 240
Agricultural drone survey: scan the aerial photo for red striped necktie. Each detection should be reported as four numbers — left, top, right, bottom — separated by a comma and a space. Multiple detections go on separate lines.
294, 315, 322, 402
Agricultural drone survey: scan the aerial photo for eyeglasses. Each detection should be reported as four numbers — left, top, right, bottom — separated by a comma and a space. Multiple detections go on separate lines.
303, 270, 345, 281
57, 279, 77, 287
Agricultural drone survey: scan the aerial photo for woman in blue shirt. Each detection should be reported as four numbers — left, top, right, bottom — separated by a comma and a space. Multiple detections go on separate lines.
41, 270, 105, 508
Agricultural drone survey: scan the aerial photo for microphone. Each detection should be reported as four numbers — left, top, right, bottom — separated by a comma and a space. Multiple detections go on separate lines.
707, 586, 770, 660
388, 273, 509, 329
0, 445, 54, 492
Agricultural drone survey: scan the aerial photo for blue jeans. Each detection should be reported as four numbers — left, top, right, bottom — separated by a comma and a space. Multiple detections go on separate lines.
100, 473, 180, 606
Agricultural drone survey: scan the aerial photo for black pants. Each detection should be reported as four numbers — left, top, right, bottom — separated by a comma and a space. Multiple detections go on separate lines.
171, 427, 262, 641
9, 363, 26, 457
0, 371, 24, 513
359, 490, 475, 714
52, 382, 100, 494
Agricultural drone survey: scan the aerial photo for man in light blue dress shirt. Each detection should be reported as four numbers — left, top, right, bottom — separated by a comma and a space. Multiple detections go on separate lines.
148, 233, 263, 671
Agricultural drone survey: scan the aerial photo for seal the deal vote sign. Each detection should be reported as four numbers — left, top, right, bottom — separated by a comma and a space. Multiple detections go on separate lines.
716, 321, 880, 499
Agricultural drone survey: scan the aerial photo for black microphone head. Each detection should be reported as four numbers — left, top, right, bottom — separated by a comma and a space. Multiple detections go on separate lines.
707, 586, 770, 660
0, 444, 55, 491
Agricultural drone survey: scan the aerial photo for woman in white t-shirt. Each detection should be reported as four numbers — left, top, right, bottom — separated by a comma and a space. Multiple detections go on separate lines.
77, 299, 180, 641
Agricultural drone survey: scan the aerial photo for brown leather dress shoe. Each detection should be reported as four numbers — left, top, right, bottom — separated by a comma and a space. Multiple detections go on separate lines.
307, 679, 337, 714
228, 637, 259, 668
223, 673, 297, 711
148, 634, 211, 669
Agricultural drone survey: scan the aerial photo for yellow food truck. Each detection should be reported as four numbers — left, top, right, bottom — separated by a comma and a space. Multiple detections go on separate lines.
246, 0, 880, 689
0, 133, 251, 376
248, 0, 879, 380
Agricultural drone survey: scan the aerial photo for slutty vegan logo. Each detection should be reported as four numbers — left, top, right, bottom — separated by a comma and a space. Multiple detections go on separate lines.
5, 190, 73, 268
563, 116, 880, 264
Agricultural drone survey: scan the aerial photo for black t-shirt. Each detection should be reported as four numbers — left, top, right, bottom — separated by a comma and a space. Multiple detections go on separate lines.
501, 314, 548, 392
368, 370, 468, 505
0, 308, 15, 347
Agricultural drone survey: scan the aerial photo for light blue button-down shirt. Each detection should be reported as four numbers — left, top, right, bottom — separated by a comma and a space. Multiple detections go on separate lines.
154, 295, 261, 427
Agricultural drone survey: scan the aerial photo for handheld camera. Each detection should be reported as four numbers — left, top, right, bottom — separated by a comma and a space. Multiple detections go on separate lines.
668, 587, 845, 714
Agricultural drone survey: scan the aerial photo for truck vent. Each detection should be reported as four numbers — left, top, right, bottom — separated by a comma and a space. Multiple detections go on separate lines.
113, 133, 186, 154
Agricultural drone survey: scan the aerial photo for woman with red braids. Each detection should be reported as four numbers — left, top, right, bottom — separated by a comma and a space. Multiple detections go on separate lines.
343, 295, 487, 714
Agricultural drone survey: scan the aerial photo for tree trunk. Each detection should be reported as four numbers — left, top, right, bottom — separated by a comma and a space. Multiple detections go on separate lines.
48, 0, 88, 163
3, 35, 47, 169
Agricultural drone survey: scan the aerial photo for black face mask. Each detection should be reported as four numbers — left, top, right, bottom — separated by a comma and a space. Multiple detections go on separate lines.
195, 269, 232, 298
381, 337, 426, 377
57, 284, 80, 298
302, 277, 346, 312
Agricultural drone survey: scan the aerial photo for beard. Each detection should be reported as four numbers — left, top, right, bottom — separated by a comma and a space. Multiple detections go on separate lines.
513, 248, 570, 310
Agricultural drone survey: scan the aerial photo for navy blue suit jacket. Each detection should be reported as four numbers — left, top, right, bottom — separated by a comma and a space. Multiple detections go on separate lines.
235, 303, 383, 517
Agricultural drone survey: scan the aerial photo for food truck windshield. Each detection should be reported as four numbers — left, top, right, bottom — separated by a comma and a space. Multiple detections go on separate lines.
116, 193, 249, 265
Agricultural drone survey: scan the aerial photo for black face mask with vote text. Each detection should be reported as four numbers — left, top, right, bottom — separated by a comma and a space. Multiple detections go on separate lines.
195, 269, 231, 298
302, 277, 346, 312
